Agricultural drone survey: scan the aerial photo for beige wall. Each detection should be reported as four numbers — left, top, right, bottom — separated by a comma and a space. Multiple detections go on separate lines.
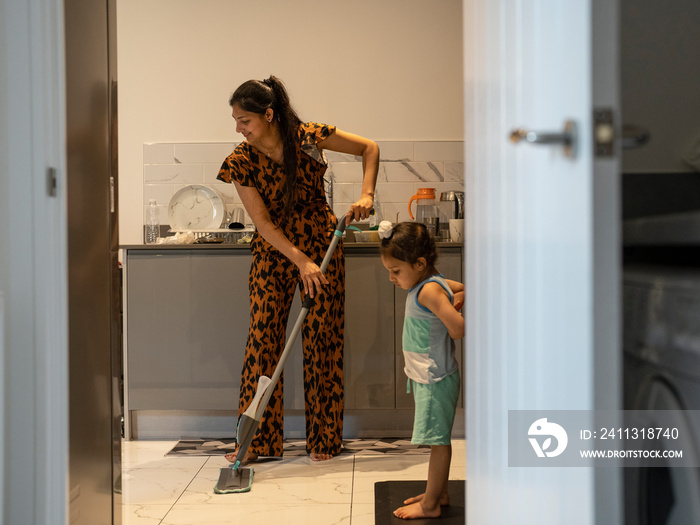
117, 0, 463, 243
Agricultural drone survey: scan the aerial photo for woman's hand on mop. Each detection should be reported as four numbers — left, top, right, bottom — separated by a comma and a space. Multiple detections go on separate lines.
299, 258, 329, 299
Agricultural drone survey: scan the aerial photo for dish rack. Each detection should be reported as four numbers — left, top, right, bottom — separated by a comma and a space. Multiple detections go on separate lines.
169, 228, 254, 244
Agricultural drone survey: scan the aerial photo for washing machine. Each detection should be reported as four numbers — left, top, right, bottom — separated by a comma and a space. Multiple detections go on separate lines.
624, 265, 700, 524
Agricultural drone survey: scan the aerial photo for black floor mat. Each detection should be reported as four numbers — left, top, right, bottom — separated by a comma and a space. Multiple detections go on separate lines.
374, 480, 465, 524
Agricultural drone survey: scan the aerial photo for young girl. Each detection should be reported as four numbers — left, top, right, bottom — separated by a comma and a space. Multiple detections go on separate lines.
378, 220, 464, 520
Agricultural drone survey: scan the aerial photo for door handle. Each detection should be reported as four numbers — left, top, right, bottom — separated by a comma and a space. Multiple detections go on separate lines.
509, 120, 578, 159
621, 124, 650, 150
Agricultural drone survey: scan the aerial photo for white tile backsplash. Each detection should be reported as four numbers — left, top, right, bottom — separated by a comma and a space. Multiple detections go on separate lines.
323, 150, 360, 163
203, 163, 225, 181
445, 162, 466, 182
143, 143, 175, 164
375, 182, 415, 203
143, 140, 464, 226
144, 164, 204, 183
329, 162, 364, 183
331, 182, 357, 204
144, 184, 178, 204
211, 181, 241, 203
376, 141, 415, 161
380, 161, 446, 183
173, 143, 237, 164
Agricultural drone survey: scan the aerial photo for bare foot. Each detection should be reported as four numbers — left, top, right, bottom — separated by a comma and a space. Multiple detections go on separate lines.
403, 492, 450, 506
224, 446, 258, 464
393, 501, 441, 520
309, 452, 333, 461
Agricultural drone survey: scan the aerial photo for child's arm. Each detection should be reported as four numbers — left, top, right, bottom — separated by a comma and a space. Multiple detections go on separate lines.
446, 279, 465, 311
418, 282, 465, 340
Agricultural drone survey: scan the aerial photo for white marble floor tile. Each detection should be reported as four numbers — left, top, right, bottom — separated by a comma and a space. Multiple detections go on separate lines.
122, 467, 203, 506
349, 503, 376, 525
122, 440, 199, 469
125, 454, 209, 471
179, 457, 354, 507
451, 439, 467, 467
121, 438, 468, 524
160, 503, 351, 525
122, 504, 173, 525
352, 455, 431, 505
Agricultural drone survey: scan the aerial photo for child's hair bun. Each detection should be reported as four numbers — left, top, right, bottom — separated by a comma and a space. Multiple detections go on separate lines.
378, 221, 394, 240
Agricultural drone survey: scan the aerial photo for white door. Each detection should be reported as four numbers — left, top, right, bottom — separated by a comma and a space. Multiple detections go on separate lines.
1, 0, 68, 523
464, 1, 620, 524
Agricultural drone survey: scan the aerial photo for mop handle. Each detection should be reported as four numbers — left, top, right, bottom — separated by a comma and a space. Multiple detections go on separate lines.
253, 214, 349, 420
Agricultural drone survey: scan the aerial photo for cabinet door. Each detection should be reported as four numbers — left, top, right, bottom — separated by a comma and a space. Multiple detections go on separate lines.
395, 248, 464, 408
275, 251, 398, 411
344, 251, 396, 408
126, 250, 251, 410
281, 294, 304, 410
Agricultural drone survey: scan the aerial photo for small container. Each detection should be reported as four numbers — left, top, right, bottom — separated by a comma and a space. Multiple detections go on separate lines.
353, 231, 380, 242
145, 199, 160, 244
369, 194, 381, 229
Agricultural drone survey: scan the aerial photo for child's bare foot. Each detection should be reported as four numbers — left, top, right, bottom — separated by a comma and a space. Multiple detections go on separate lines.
393, 501, 441, 520
309, 452, 333, 461
224, 446, 258, 464
403, 492, 450, 506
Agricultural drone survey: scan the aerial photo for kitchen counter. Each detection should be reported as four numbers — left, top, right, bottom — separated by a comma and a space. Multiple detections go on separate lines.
121, 241, 464, 250
120, 241, 464, 440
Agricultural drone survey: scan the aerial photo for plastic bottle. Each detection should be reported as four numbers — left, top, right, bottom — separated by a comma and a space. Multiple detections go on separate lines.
369, 194, 381, 229
145, 199, 160, 244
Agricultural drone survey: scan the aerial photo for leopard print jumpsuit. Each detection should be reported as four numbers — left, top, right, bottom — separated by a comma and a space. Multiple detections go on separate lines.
217, 123, 344, 457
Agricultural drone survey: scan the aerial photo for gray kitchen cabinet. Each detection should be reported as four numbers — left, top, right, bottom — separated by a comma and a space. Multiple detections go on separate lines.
122, 244, 462, 438
394, 248, 464, 409
280, 248, 396, 410
343, 249, 396, 408
126, 249, 251, 411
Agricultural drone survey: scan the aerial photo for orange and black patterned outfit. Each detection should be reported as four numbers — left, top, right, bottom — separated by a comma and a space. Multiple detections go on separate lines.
217, 122, 344, 457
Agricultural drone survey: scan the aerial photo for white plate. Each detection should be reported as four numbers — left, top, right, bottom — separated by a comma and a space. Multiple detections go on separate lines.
168, 185, 225, 230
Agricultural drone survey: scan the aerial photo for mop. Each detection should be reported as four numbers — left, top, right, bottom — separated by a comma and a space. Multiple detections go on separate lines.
215, 214, 349, 494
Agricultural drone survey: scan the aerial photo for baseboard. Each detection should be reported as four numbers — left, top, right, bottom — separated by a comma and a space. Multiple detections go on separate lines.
126, 408, 465, 440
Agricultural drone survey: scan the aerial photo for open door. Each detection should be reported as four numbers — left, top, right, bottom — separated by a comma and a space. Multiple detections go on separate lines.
464, 1, 621, 523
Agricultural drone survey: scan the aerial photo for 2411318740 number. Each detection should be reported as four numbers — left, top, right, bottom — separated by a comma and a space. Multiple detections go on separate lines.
598, 427, 679, 440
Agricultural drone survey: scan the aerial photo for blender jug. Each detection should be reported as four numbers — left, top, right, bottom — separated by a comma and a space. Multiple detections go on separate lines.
439, 191, 464, 241
408, 188, 439, 236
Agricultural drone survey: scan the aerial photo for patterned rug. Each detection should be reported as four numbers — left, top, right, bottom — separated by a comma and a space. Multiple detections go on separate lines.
165, 438, 430, 457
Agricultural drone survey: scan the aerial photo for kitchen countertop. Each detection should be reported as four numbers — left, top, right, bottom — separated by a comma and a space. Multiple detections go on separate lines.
121, 241, 464, 250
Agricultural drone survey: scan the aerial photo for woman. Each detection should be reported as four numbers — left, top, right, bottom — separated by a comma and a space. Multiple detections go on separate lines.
217, 76, 379, 461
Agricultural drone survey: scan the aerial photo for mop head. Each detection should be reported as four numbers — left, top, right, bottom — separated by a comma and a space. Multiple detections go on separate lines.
214, 466, 254, 494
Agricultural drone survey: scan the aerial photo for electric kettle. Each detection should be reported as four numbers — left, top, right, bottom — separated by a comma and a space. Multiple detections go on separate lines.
437, 191, 464, 241
440, 190, 464, 220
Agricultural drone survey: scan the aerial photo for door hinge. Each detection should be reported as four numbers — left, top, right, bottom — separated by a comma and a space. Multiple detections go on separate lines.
593, 108, 615, 158
47, 167, 58, 197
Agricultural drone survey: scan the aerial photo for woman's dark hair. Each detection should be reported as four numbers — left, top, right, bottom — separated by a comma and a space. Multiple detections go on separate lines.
229, 75, 302, 217
379, 222, 438, 270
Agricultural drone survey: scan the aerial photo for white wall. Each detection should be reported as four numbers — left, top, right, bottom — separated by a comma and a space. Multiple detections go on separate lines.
117, 0, 463, 243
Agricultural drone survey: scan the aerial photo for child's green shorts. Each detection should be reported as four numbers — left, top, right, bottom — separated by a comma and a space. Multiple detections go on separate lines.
409, 371, 460, 446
